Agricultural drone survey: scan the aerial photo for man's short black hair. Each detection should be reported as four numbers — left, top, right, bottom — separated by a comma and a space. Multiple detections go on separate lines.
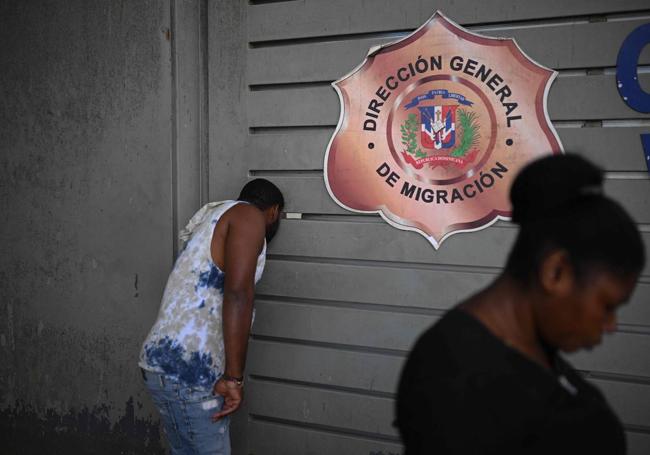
238, 178, 284, 211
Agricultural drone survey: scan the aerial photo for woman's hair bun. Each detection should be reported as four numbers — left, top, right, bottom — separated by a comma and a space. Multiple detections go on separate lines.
510, 153, 603, 225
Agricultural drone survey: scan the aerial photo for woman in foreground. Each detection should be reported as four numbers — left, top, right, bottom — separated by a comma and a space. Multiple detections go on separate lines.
396, 154, 645, 454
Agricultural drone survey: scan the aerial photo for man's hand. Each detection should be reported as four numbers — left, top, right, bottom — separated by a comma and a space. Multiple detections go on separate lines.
211, 377, 243, 421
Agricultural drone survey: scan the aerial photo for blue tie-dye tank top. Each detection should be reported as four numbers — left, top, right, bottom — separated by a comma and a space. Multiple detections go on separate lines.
138, 200, 266, 388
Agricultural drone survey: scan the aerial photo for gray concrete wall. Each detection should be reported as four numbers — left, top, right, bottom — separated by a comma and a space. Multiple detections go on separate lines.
0, 0, 178, 452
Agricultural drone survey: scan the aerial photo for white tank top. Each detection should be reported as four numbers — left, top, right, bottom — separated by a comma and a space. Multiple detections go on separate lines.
138, 200, 266, 388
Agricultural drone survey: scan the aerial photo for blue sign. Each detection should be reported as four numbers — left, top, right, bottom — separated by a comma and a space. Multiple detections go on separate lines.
616, 23, 650, 174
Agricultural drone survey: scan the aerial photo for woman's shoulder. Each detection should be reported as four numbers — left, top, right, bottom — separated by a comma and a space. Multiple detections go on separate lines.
405, 308, 507, 381
414, 308, 496, 354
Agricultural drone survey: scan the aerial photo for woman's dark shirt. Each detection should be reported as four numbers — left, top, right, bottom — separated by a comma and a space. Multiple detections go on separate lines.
396, 309, 626, 454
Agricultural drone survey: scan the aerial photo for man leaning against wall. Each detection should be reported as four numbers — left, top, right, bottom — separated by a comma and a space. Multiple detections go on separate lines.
138, 179, 284, 454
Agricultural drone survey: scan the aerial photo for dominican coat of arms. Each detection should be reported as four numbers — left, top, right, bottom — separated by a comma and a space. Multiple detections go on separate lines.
324, 11, 563, 248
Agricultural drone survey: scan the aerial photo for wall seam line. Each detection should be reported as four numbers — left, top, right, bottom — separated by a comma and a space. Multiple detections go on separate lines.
170, 0, 179, 258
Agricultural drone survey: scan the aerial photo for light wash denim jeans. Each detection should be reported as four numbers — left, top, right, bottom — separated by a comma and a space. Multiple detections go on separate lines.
142, 369, 231, 455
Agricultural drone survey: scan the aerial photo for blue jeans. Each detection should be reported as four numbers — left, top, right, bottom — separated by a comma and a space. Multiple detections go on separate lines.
142, 369, 231, 455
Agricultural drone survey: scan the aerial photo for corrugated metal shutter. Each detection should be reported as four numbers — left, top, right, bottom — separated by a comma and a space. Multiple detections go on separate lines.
209, 1, 650, 453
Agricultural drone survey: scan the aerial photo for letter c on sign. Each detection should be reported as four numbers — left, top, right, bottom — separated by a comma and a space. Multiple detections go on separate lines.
616, 23, 650, 173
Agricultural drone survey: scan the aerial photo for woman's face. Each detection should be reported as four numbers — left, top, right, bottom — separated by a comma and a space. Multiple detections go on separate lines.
537, 270, 638, 353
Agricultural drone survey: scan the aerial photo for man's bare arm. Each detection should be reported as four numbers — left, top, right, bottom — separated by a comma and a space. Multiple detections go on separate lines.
212, 204, 265, 420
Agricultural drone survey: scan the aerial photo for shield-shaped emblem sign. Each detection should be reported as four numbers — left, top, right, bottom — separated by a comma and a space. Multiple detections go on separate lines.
324, 11, 563, 248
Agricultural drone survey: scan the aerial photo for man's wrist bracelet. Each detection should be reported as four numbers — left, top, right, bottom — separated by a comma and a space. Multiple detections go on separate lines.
223, 374, 244, 386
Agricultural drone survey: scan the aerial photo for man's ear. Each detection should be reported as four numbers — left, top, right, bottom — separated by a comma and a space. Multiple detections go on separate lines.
538, 249, 575, 297
266, 204, 280, 222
